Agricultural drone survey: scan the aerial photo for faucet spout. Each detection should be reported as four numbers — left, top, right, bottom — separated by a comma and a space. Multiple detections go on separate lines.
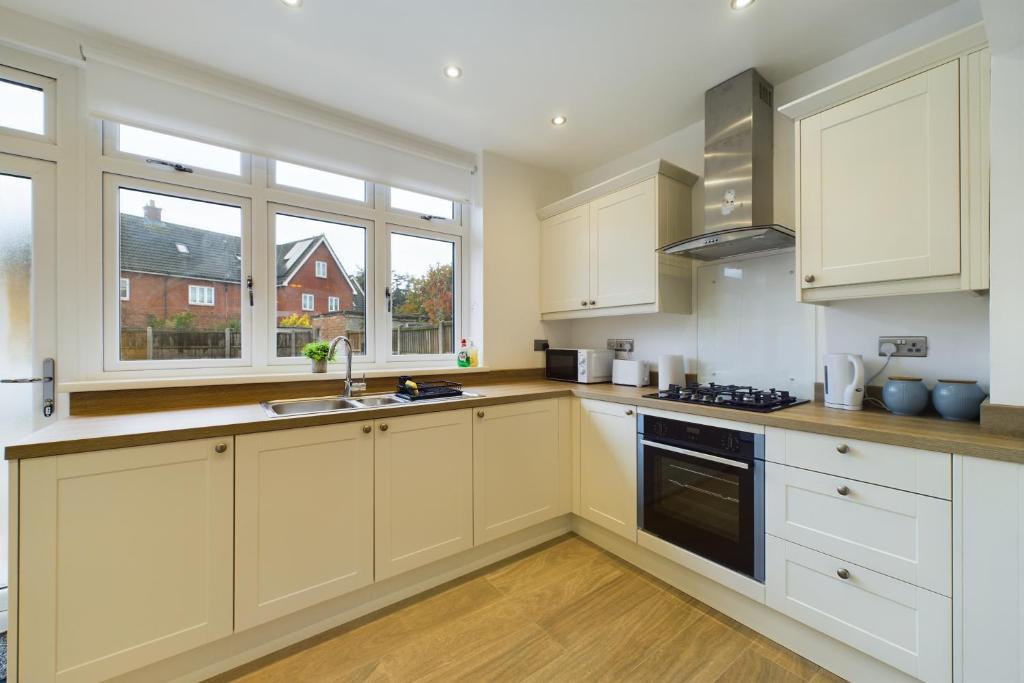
328, 336, 357, 397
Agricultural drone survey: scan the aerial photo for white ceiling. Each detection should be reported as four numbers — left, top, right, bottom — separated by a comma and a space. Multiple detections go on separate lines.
1, 0, 959, 175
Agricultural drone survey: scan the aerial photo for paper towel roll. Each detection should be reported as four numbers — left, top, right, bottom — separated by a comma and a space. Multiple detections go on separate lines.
658, 354, 688, 391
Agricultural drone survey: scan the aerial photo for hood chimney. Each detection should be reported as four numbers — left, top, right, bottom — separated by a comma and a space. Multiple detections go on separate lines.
143, 199, 162, 223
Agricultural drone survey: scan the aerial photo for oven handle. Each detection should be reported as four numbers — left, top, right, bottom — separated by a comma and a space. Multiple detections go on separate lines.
641, 439, 749, 470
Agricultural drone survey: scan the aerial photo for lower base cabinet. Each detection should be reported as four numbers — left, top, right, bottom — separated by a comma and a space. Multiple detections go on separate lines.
579, 398, 638, 541
18, 438, 234, 683
473, 399, 563, 544
374, 409, 474, 580
235, 423, 374, 630
766, 535, 951, 682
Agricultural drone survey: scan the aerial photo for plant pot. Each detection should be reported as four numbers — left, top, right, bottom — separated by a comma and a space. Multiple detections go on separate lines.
932, 379, 986, 421
882, 377, 929, 416
311, 358, 328, 374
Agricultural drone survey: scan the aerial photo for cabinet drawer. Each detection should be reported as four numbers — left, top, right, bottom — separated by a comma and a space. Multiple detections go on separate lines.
766, 427, 950, 498
766, 536, 951, 682
767, 463, 951, 595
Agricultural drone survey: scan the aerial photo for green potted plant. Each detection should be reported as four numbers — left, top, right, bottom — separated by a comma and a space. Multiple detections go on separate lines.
302, 340, 335, 373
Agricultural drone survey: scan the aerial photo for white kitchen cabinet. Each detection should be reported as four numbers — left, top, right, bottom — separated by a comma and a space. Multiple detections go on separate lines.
374, 409, 474, 580
473, 399, 564, 544
954, 455, 1024, 683
538, 160, 696, 319
766, 462, 952, 596
235, 422, 374, 630
579, 398, 638, 542
792, 47, 990, 302
766, 536, 952, 682
540, 205, 591, 314
19, 438, 234, 683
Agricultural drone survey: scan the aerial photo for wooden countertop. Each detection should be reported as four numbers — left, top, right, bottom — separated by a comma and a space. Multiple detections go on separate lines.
6, 380, 1023, 463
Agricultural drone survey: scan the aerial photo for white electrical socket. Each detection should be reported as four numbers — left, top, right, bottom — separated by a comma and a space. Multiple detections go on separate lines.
878, 336, 928, 357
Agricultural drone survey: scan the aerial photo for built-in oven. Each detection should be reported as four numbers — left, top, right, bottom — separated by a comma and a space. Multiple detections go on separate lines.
638, 412, 765, 582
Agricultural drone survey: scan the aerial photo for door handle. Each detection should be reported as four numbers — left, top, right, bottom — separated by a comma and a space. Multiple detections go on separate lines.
2, 358, 55, 418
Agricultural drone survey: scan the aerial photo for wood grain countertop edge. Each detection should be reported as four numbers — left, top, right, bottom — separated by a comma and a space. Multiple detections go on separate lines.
6, 381, 1023, 464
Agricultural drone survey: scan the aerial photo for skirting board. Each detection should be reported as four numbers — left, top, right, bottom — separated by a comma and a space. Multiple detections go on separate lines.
107, 516, 572, 683
572, 517, 920, 683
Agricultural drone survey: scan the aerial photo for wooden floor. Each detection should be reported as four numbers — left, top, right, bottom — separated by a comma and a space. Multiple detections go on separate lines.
214, 535, 845, 682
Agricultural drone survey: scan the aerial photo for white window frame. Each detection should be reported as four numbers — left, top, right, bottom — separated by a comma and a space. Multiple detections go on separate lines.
102, 173, 253, 371
0, 63, 56, 145
188, 285, 216, 306
102, 121, 253, 183
268, 158, 370, 206
380, 223, 462, 364
386, 186, 461, 225
119, 277, 130, 301
315, 260, 328, 278
268, 203, 373, 365
301, 293, 315, 311
327, 296, 340, 312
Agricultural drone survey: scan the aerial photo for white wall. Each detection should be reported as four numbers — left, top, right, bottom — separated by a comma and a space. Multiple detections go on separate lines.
981, 0, 1024, 406
565, 2, 992, 393
478, 151, 572, 369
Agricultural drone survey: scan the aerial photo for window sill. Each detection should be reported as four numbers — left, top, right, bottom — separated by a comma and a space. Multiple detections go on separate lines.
58, 364, 490, 393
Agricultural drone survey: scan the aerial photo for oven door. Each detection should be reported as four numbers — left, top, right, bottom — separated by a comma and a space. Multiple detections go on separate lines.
545, 349, 580, 382
640, 439, 764, 581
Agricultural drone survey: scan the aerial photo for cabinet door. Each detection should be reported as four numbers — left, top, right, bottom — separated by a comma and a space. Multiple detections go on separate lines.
540, 205, 591, 313
235, 423, 374, 630
375, 409, 473, 580
579, 399, 638, 541
19, 439, 233, 683
473, 399, 560, 544
800, 60, 960, 288
590, 178, 657, 309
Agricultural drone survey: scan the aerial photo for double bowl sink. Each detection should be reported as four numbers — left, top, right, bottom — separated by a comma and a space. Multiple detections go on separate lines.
261, 392, 480, 418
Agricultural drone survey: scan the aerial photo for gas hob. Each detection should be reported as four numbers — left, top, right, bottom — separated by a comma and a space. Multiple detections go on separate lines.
644, 383, 809, 413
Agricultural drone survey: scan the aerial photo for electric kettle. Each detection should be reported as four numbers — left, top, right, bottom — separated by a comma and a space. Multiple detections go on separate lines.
824, 353, 865, 411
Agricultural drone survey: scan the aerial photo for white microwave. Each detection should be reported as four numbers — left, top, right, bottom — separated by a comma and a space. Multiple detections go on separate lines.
545, 348, 613, 383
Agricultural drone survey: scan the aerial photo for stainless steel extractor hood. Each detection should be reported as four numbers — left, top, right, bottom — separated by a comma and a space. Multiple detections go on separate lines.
661, 69, 795, 261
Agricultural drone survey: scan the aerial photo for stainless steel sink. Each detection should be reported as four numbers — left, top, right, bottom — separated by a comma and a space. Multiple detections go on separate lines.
262, 396, 364, 417
261, 391, 481, 418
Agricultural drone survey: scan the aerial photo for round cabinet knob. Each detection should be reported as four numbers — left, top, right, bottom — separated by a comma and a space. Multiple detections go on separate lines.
477, 410, 485, 418
362, 425, 372, 434
836, 485, 850, 496
580, 300, 588, 306
214, 442, 228, 454
625, 409, 634, 416
589, 300, 596, 306
836, 568, 851, 580
836, 444, 850, 454
379, 423, 389, 432
804, 274, 816, 283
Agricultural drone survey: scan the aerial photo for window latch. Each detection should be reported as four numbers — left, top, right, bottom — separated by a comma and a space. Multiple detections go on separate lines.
247, 275, 254, 306
420, 215, 434, 221
145, 158, 194, 174
385, 286, 392, 313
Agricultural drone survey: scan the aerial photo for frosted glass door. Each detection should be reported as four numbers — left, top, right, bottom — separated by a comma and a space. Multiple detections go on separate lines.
0, 154, 56, 618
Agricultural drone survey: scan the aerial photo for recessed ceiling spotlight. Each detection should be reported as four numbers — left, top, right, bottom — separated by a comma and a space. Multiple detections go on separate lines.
730, 0, 755, 9
551, 115, 567, 126
444, 65, 463, 79
280, 0, 302, 6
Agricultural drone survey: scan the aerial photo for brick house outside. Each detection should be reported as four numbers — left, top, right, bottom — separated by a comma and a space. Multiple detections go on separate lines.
119, 202, 364, 336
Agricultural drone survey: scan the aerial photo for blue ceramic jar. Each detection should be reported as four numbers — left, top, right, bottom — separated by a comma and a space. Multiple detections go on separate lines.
882, 377, 930, 416
932, 380, 987, 421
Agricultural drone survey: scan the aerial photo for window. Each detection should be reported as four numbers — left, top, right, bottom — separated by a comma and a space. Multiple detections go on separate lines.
108, 177, 247, 366
189, 285, 216, 306
388, 229, 458, 357
272, 207, 367, 359
112, 124, 244, 177
389, 188, 455, 221
119, 277, 130, 301
272, 161, 366, 202
315, 260, 327, 278
0, 78, 45, 135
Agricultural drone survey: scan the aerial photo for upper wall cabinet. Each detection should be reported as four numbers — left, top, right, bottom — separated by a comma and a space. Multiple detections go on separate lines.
784, 36, 990, 303
538, 160, 697, 319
